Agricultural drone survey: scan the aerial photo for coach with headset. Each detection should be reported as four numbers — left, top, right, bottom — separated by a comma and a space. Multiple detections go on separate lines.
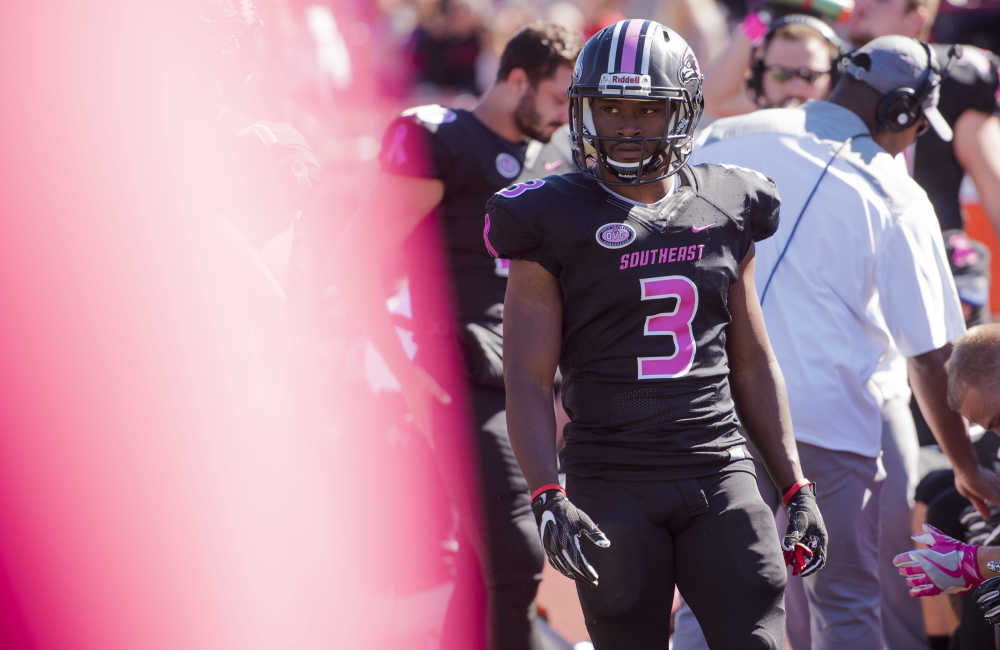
672, 36, 1000, 650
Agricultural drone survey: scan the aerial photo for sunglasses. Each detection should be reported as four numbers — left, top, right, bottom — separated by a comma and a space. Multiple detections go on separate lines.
765, 65, 831, 84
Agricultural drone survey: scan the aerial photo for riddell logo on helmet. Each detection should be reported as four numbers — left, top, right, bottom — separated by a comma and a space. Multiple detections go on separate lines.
599, 73, 651, 96
611, 74, 643, 85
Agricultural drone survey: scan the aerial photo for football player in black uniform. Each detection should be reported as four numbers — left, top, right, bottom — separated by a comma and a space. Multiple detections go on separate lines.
487, 20, 828, 650
375, 22, 580, 650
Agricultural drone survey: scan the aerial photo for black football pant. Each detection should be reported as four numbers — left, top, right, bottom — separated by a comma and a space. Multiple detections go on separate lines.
567, 465, 787, 650
439, 385, 547, 650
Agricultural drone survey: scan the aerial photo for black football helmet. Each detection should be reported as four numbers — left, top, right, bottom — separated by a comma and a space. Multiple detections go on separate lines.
569, 19, 704, 185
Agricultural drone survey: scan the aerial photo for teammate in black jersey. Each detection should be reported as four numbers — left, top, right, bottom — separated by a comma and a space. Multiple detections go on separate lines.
487, 20, 828, 650
375, 22, 580, 650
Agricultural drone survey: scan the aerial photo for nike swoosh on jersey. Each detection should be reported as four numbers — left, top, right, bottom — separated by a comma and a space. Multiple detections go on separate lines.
545, 160, 562, 171
691, 223, 716, 233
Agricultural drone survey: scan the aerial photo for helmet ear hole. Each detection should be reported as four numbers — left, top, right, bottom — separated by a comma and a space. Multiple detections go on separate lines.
580, 98, 599, 160
582, 98, 596, 138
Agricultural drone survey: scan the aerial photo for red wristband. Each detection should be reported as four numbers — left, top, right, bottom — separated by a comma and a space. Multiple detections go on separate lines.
531, 483, 565, 502
782, 479, 813, 507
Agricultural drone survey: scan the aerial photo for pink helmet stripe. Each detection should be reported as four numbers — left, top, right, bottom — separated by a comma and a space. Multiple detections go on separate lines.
619, 20, 644, 74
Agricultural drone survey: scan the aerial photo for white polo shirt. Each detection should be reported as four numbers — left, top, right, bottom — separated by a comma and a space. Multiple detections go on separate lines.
693, 100, 964, 458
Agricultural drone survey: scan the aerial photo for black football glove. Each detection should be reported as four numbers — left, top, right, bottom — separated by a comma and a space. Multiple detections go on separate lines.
782, 482, 828, 577
531, 488, 610, 586
960, 503, 1000, 546
975, 576, 1000, 625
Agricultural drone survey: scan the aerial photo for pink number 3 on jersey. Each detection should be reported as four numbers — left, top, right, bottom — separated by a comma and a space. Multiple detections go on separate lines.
637, 275, 698, 379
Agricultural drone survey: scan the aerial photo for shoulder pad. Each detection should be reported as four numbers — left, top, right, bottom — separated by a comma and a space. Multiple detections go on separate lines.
483, 174, 593, 274
688, 163, 780, 242
399, 104, 460, 133
488, 173, 595, 217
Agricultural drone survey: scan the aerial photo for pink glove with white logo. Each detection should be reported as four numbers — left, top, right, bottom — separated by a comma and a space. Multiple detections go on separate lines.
892, 524, 983, 597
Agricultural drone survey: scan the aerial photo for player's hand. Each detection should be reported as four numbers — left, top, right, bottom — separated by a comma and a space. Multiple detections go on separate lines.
974, 576, 1000, 624
959, 503, 1000, 546
782, 482, 827, 576
401, 366, 451, 447
531, 487, 610, 586
954, 465, 1000, 519
892, 524, 983, 597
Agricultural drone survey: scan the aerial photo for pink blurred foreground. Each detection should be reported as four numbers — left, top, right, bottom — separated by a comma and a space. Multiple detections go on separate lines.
0, 3, 475, 648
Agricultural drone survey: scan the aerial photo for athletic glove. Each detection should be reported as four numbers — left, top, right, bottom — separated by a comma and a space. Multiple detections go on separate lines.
892, 524, 982, 597
531, 486, 610, 586
974, 576, 1000, 625
959, 503, 1000, 546
782, 481, 828, 577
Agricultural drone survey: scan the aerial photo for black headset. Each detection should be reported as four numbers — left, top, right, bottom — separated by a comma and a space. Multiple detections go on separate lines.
874, 41, 936, 132
747, 14, 848, 102
868, 42, 963, 133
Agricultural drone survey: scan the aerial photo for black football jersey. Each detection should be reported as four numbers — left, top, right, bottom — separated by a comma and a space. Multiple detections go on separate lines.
379, 105, 528, 384
913, 44, 1000, 231
485, 165, 780, 479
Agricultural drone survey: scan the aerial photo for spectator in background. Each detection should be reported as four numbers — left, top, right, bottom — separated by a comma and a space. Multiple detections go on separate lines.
374, 23, 580, 650
579, 0, 626, 37
946, 230, 993, 328
698, 0, 853, 118
932, 0, 1000, 55
407, 0, 487, 98
744, 14, 847, 109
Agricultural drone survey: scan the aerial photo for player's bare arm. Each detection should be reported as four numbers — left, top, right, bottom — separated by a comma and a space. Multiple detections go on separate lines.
727, 243, 827, 575
725, 243, 803, 491
953, 110, 1000, 242
502, 258, 563, 490
369, 172, 445, 253
504, 258, 610, 585
908, 345, 1000, 517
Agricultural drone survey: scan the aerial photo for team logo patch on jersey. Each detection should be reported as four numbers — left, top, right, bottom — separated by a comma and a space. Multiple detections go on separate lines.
595, 222, 637, 249
496, 152, 521, 179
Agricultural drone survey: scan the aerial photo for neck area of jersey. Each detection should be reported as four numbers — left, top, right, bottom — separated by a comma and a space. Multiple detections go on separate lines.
599, 173, 677, 208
